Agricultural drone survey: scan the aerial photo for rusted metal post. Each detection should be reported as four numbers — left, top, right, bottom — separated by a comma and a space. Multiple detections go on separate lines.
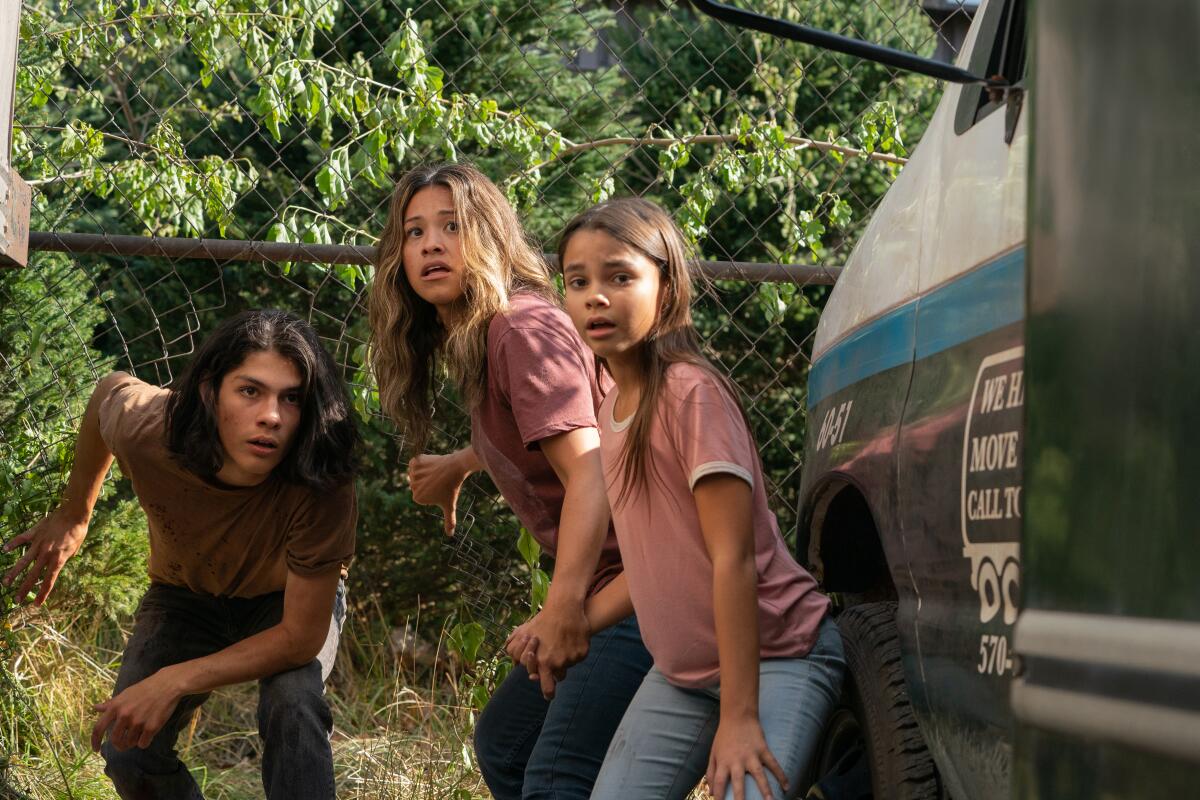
1, 0, 29, 268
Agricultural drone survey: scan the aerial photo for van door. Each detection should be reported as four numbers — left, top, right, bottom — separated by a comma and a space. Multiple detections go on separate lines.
1012, 0, 1200, 795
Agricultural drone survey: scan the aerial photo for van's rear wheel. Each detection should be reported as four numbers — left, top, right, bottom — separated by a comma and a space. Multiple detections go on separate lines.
806, 602, 941, 800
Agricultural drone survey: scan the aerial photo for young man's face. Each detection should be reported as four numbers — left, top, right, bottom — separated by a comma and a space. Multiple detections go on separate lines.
213, 349, 303, 486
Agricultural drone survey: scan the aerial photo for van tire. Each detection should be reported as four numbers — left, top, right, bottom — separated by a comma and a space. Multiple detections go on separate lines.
807, 601, 941, 800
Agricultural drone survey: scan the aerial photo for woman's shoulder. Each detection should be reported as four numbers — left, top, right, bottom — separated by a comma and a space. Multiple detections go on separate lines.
491, 292, 576, 341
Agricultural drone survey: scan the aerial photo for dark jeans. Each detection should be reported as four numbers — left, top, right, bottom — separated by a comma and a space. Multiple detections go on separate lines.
474, 614, 653, 800
101, 581, 346, 800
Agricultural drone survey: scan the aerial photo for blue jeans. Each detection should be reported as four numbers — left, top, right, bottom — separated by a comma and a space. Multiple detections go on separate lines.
591, 616, 845, 800
101, 581, 346, 800
474, 614, 652, 799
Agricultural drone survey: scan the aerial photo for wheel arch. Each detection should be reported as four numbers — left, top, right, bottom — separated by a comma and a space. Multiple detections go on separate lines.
803, 476, 897, 602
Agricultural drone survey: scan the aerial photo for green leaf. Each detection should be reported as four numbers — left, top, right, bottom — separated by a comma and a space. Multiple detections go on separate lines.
447, 621, 485, 665
530, 568, 549, 610
517, 527, 541, 569
305, 75, 326, 122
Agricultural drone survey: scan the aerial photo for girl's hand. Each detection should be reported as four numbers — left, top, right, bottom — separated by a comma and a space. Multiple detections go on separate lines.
2, 509, 89, 605
408, 451, 471, 535
706, 715, 789, 800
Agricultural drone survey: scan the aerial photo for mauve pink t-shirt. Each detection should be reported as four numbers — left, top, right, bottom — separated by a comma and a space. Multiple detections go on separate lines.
599, 361, 830, 688
471, 292, 623, 593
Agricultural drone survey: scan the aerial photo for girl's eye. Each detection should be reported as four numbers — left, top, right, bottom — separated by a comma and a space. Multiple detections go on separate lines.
406, 227, 422, 238
613, 273, 632, 285
446, 220, 459, 233
567, 277, 586, 290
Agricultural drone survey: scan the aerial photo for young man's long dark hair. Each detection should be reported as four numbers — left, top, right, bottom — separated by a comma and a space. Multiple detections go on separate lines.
165, 309, 358, 491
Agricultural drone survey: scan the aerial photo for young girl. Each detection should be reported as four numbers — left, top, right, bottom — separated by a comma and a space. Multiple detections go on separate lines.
559, 198, 845, 800
367, 163, 652, 800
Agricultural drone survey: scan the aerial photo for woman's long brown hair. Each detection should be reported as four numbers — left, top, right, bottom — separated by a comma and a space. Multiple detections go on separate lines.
368, 163, 553, 451
557, 197, 752, 506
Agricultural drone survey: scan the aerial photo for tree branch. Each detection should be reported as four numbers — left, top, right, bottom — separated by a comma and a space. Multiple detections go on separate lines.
525, 133, 908, 175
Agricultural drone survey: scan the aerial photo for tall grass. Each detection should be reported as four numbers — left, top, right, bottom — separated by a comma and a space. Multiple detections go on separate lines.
1, 598, 494, 800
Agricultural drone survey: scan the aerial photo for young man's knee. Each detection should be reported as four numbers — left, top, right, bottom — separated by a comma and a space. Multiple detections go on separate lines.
102, 740, 172, 784
257, 663, 330, 729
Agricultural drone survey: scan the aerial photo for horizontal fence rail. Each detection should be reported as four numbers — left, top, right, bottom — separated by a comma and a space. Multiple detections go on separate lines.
26, 231, 842, 285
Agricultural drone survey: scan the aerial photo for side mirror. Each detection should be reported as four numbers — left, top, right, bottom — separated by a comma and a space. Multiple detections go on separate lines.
688, 0, 1005, 88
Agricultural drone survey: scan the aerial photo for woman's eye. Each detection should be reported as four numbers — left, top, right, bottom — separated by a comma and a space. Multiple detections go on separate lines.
406, 227, 422, 238
240, 386, 257, 397
613, 274, 632, 285
285, 393, 301, 405
446, 220, 459, 232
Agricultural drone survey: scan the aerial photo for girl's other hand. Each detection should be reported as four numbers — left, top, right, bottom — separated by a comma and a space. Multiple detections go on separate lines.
706, 715, 789, 800
407, 450, 471, 535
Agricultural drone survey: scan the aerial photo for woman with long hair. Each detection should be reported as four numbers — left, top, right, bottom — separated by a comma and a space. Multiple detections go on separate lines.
368, 163, 651, 800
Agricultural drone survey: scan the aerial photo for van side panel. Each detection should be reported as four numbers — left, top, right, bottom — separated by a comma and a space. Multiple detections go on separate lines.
897, 250, 1025, 800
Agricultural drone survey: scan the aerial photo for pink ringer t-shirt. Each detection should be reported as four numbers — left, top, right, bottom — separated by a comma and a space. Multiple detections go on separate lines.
599, 361, 830, 688
471, 292, 623, 594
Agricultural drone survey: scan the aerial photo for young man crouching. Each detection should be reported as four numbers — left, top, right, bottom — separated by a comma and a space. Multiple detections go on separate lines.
3, 309, 358, 800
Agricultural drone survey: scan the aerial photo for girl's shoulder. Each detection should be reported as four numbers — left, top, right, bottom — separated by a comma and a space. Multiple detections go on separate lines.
663, 359, 731, 398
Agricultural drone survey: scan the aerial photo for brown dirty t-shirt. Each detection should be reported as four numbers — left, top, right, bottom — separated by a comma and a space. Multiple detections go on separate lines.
98, 377, 357, 598
470, 292, 623, 594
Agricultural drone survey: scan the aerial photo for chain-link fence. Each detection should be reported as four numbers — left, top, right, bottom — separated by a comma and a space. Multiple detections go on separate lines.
2, 0, 972, 794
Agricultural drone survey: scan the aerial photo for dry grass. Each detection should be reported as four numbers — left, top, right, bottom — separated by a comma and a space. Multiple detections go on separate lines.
1, 602, 492, 800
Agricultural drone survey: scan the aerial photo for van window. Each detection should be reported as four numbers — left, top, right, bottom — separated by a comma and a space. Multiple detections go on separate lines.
954, 0, 1027, 135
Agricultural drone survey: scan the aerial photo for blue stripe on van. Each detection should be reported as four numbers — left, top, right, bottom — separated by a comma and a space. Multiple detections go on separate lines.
914, 248, 1024, 360
806, 301, 917, 408
808, 248, 1024, 407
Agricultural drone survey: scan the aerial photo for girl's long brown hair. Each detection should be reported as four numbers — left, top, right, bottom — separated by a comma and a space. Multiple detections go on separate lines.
368, 163, 553, 450
557, 197, 752, 506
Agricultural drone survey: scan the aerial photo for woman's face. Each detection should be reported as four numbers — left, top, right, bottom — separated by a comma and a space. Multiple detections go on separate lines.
402, 185, 465, 319
562, 228, 663, 364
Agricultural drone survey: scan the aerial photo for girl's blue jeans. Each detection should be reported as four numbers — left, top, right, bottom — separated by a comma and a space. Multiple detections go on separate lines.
474, 614, 653, 799
590, 616, 845, 800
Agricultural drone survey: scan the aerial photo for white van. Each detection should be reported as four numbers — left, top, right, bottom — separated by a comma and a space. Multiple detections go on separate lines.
792, 1, 1028, 797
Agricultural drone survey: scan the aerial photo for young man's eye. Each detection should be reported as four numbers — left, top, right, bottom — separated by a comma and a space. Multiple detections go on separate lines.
240, 386, 257, 397
284, 393, 302, 405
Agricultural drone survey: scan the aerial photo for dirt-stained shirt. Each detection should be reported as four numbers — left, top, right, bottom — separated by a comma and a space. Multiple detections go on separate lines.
599, 361, 830, 688
470, 292, 623, 594
98, 377, 357, 598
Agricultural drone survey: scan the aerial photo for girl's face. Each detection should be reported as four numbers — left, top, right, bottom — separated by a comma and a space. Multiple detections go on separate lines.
563, 228, 663, 363
402, 185, 465, 318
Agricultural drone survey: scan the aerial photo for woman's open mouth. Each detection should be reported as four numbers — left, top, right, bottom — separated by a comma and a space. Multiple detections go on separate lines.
421, 263, 452, 279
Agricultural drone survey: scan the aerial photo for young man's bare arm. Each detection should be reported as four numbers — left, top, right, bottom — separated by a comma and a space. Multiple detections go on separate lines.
92, 566, 341, 752
3, 371, 129, 604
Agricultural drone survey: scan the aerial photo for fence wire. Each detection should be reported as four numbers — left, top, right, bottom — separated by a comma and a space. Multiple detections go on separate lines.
1, 0, 973, 794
